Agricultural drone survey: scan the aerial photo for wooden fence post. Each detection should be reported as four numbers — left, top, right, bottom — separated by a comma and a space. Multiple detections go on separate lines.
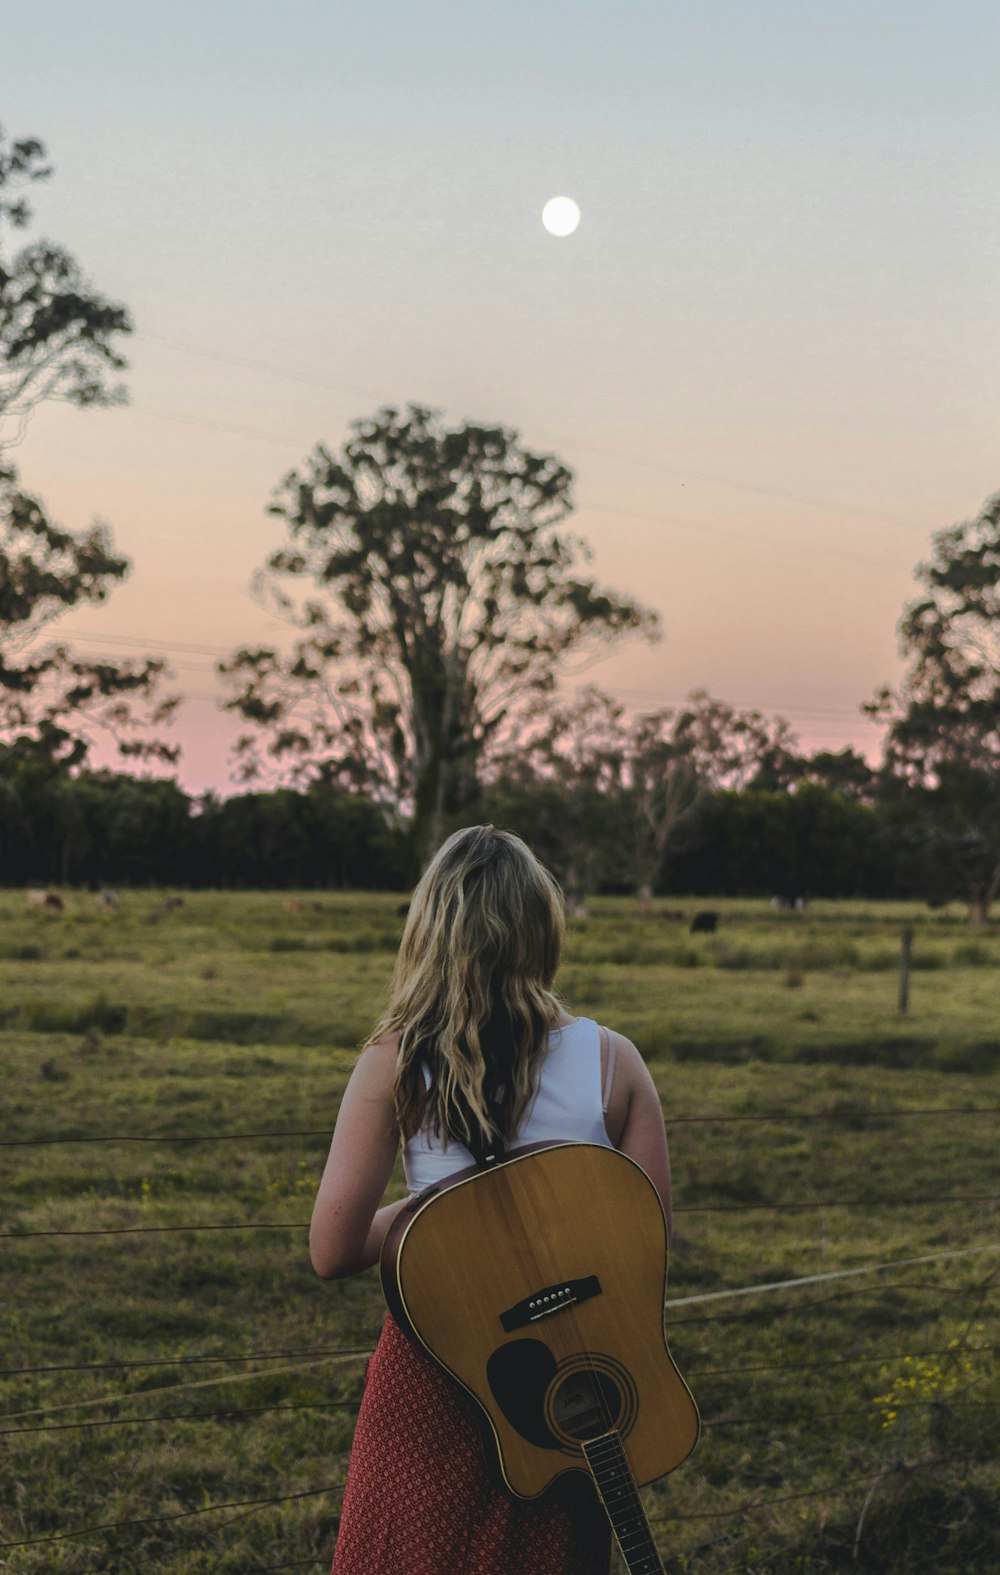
898, 926, 914, 1015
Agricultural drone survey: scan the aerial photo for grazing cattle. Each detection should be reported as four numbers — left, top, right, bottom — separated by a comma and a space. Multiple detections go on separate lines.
395, 901, 411, 918
282, 899, 305, 913
689, 910, 718, 934
27, 890, 64, 912
163, 896, 184, 910
96, 890, 119, 910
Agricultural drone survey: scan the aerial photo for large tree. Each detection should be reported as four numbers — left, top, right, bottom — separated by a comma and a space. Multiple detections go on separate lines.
866, 491, 1000, 923
0, 127, 175, 772
0, 126, 132, 448
220, 403, 659, 861
0, 462, 179, 769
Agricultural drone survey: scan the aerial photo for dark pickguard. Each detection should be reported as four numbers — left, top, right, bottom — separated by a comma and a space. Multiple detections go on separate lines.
486, 1339, 561, 1449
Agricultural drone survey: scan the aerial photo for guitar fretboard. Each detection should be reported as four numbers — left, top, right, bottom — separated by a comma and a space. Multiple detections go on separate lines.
582, 1430, 665, 1575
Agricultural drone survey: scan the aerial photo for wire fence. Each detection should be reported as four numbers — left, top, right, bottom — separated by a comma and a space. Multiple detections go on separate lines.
3, 1101, 997, 1566
3, 1337, 996, 1384
2, 1102, 997, 1147
4, 1192, 999, 1241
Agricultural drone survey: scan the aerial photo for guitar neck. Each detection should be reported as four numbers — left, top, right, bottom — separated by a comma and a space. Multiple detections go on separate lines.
582, 1430, 666, 1575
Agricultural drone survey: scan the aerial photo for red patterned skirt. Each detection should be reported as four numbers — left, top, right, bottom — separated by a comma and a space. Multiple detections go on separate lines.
331, 1313, 612, 1574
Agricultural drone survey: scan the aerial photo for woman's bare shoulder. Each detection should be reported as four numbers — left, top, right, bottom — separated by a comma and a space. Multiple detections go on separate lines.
604, 1026, 644, 1073
349, 1033, 400, 1092
364, 1029, 402, 1059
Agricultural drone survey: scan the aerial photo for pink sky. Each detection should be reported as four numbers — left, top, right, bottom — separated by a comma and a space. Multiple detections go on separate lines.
7, 0, 998, 795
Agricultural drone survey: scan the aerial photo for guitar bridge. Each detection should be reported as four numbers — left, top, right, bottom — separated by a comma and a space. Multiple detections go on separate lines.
500, 1275, 602, 1332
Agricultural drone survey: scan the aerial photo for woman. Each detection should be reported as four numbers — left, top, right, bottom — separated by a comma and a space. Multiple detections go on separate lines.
310, 825, 672, 1574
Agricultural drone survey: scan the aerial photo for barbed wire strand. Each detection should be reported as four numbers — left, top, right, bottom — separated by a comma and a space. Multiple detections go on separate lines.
0, 1343, 370, 1378
0, 1397, 363, 1437
5, 1447, 993, 1553
4, 1196, 998, 1241
666, 1242, 1000, 1308
4, 1302, 995, 1429
4, 1335, 994, 1385
670, 1273, 993, 1329
2, 1391, 995, 1442
0, 1482, 346, 1551
4, 1103, 998, 1147
2, 1254, 995, 1424
648, 1451, 995, 1526
0, 1353, 369, 1424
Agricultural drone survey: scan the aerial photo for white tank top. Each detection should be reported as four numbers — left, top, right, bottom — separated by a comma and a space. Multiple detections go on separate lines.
402, 1016, 614, 1196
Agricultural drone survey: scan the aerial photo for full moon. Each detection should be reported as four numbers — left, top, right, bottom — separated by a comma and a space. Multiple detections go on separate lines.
541, 196, 581, 237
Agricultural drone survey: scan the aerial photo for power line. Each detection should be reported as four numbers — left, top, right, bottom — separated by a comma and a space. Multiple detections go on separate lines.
134, 330, 925, 535
132, 402, 304, 449
34, 626, 877, 720
139, 331, 384, 404
37, 624, 894, 726
581, 499, 906, 570
41, 628, 242, 659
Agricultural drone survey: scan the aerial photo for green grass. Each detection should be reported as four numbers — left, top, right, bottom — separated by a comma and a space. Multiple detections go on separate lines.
0, 892, 997, 1572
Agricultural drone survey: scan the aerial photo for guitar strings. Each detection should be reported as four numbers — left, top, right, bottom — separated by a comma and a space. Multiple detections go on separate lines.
554, 1158, 663, 1568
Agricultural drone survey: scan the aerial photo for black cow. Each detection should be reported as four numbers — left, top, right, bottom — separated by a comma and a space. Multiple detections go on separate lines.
689, 910, 718, 934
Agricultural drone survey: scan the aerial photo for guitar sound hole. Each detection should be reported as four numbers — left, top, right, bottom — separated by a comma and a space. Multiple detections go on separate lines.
550, 1370, 623, 1441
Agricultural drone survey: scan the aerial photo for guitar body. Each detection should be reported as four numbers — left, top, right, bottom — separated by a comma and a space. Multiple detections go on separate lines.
380, 1141, 699, 1504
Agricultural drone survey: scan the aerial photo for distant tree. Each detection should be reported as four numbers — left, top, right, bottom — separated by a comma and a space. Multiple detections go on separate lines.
485, 688, 628, 910
192, 784, 406, 889
794, 746, 877, 802
624, 691, 800, 908
491, 687, 800, 909
220, 403, 659, 864
0, 463, 179, 769
666, 785, 895, 899
0, 126, 131, 449
866, 492, 1000, 923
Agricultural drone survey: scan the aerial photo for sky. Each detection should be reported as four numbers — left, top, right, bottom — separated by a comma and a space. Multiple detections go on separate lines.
4, 0, 999, 795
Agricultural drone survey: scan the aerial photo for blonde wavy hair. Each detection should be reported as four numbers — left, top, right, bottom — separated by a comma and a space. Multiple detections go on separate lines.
369, 825, 566, 1151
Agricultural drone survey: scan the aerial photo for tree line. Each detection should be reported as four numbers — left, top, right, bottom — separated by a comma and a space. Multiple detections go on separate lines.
2, 126, 999, 918
0, 758, 903, 900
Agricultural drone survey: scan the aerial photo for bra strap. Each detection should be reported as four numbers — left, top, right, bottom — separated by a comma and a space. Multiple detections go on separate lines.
600, 1024, 617, 1114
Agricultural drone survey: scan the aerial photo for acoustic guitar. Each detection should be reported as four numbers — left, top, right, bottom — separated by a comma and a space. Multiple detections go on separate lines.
381, 1141, 699, 1575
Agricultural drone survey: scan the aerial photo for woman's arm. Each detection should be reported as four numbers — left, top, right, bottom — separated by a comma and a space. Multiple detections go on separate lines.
607, 1032, 673, 1236
310, 1038, 402, 1279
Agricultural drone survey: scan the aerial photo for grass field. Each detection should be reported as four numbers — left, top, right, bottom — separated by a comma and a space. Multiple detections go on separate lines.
1, 891, 997, 1573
